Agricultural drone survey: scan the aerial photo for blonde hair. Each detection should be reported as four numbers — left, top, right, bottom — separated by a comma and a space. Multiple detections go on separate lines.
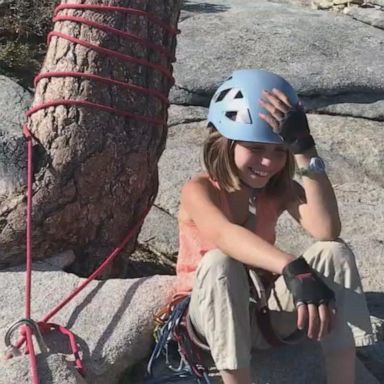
203, 124, 295, 195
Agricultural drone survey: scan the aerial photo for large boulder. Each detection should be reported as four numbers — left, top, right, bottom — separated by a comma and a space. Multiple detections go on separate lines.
345, 6, 384, 30
171, 1, 384, 120
0, 354, 87, 384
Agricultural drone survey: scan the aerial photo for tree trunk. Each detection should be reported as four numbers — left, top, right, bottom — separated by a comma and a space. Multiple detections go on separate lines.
0, 0, 182, 277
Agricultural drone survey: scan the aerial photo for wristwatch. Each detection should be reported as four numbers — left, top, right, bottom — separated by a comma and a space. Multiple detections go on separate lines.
296, 156, 326, 176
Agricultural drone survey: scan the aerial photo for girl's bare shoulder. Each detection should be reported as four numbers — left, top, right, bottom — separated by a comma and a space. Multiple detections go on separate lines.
182, 173, 216, 194
179, 173, 221, 222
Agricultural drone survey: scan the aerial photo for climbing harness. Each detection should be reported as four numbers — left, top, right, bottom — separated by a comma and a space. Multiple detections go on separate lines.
145, 295, 211, 384
145, 266, 305, 384
3, 3, 180, 384
247, 267, 306, 346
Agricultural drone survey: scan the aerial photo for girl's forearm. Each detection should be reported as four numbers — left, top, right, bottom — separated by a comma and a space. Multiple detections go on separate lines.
217, 223, 295, 274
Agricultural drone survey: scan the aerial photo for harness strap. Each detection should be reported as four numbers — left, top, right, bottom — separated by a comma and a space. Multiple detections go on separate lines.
247, 267, 306, 346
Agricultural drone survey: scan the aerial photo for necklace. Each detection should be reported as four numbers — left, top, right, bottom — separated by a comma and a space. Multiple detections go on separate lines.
239, 180, 263, 214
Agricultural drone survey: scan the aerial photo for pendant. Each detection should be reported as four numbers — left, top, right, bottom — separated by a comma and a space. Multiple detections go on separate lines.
249, 196, 257, 215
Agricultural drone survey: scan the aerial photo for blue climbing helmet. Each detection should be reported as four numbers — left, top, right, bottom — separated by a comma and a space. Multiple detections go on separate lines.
207, 69, 299, 144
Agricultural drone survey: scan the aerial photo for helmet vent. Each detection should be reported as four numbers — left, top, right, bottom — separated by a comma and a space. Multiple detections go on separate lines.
225, 111, 237, 121
215, 89, 230, 102
225, 109, 252, 124
234, 91, 243, 99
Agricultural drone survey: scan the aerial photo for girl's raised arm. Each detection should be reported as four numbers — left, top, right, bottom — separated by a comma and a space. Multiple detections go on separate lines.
285, 149, 341, 241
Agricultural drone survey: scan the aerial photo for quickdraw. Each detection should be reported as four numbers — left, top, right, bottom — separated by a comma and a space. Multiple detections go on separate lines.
145, 295, 211, 384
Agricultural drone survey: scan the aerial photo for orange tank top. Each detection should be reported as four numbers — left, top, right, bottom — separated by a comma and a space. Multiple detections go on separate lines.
175, 181, 280, 294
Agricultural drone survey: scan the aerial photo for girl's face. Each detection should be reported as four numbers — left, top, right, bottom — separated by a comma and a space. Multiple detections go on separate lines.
234, 141, 288, 188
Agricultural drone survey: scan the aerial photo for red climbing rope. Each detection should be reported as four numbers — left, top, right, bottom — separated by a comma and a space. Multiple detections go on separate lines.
34, 72, 170, 105
4, 3, 179, 384
47, 31, 174, 81
53, 4, 180, 35
51, 15, 176, 61
23, 126, 40, 384
26, 100, 165, 126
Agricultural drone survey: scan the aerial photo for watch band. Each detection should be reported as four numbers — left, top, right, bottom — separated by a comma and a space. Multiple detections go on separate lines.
296, 156, 326, 176
296, 167, 313, 177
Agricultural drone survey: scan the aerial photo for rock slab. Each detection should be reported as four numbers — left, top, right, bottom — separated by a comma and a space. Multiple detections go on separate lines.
0, 260, 176, 384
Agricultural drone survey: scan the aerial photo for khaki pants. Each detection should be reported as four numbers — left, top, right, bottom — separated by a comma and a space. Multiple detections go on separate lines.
189, 239, 376, 370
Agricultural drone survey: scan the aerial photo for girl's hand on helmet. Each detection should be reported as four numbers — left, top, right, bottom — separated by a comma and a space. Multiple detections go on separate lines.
258, 89, 316, 154
282, 256, 337, 340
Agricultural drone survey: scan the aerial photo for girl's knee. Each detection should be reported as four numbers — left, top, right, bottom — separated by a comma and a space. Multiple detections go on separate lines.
305, 238, 356, 266
303, 239, 362, 287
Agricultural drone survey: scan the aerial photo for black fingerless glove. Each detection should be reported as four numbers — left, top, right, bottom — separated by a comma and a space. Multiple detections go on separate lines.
282, 257, 335, 306
278, 103, 315, 154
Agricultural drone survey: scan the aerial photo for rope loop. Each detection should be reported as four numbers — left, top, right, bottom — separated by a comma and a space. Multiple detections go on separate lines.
28, 2, 178, 129
53, 4, 180, 35
6, 3, 180, 383
52, 15, 176, 62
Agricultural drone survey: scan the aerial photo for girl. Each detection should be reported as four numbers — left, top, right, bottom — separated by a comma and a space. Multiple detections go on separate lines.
175, 69, 375, 384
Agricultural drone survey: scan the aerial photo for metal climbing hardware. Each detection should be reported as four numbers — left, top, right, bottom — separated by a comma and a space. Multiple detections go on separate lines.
145, 295, 211, 384
5, 318, 48, 355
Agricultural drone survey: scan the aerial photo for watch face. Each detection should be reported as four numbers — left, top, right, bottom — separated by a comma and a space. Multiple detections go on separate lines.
310, 157, 325, 173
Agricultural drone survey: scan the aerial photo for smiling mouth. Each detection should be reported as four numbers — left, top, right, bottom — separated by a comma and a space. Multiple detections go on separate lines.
249, 168, 269, 177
